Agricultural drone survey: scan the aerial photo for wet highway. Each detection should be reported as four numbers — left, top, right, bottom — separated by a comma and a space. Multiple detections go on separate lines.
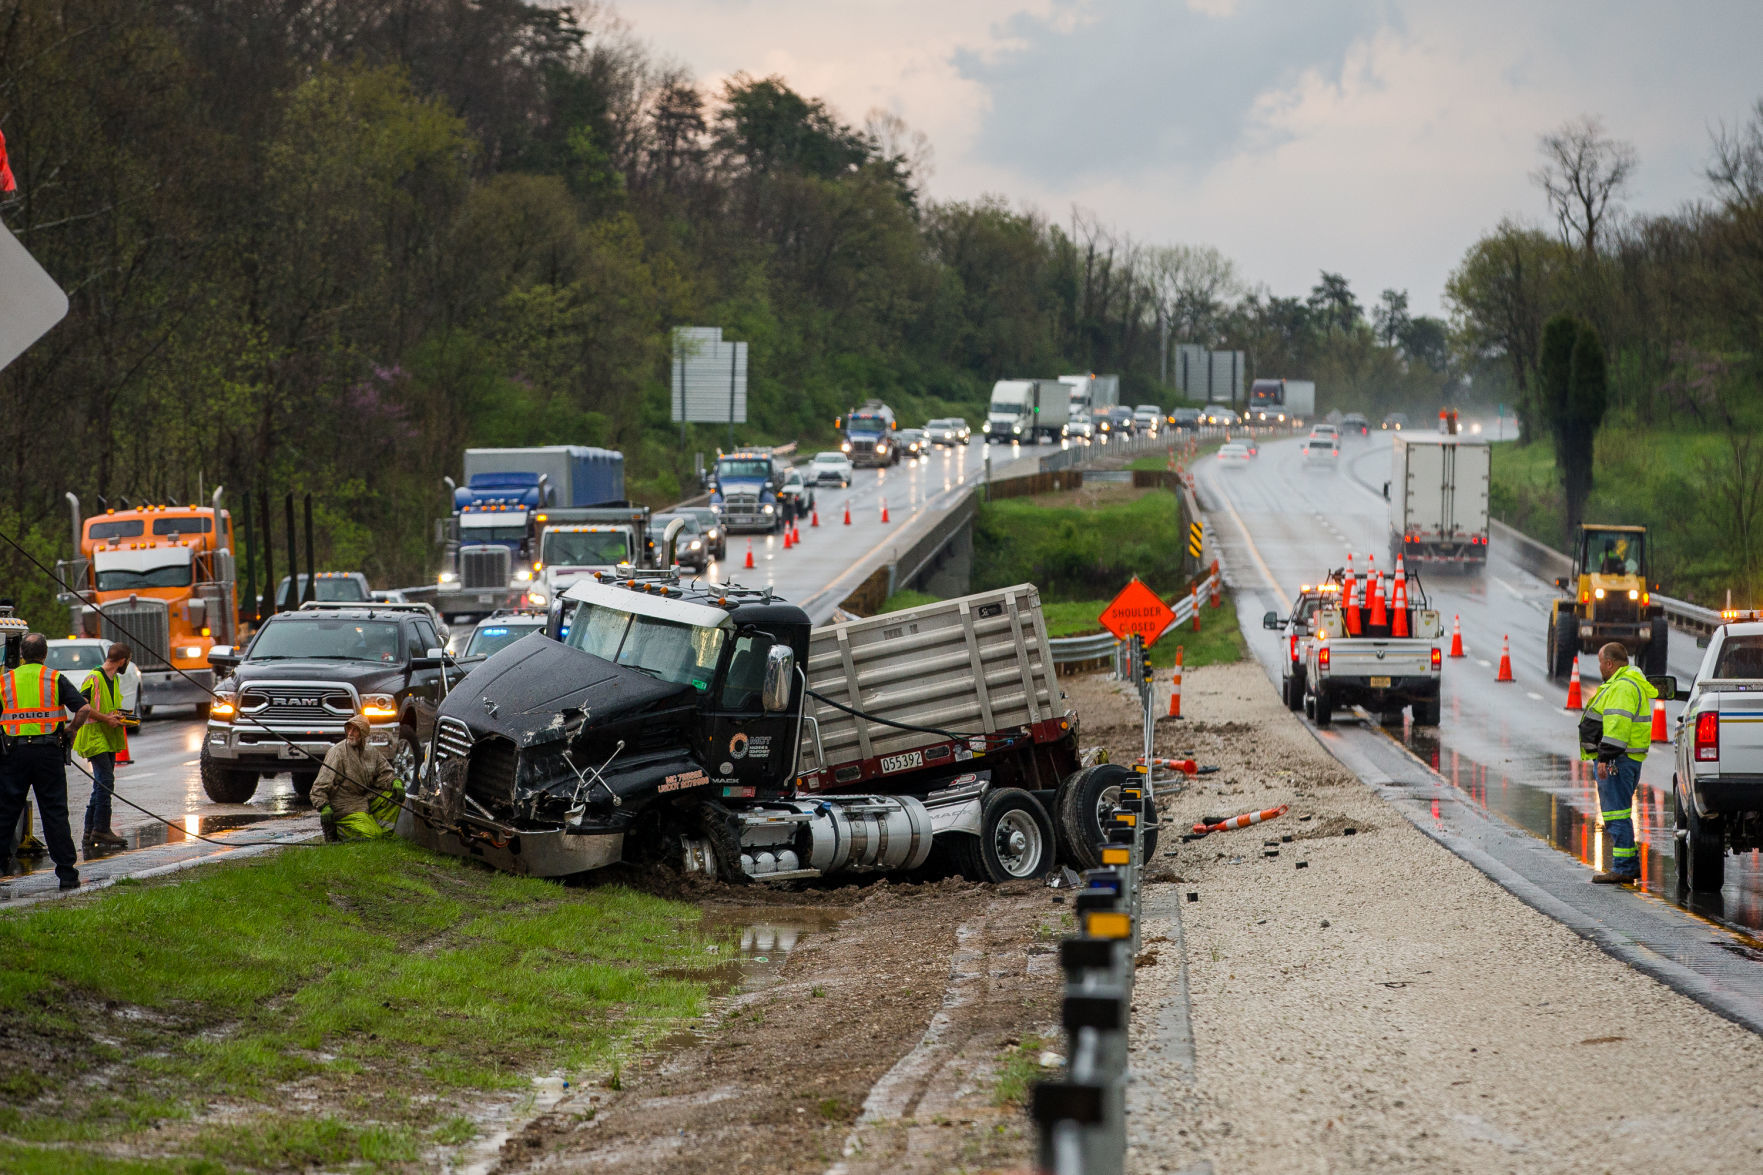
1201, 428, 1763, 936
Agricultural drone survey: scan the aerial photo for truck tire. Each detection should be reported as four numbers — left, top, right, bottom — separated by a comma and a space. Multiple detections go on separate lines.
1282, 672, 1301, 711
955, 788, 1055, 883
1413, 693, 1442, 727
199, 748, 259, 804
1310, 683, 1333, 728
1645, 618, 1669, 676
694, 800, 749, 885
1676, 784, 1726, 894
1055, 764, 1136, 870
1548, 618, 1576, 681
389, 728, 424, 788
290, 771, 317, 803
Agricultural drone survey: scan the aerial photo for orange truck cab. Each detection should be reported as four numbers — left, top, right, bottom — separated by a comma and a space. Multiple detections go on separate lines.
59, 491, 240, 714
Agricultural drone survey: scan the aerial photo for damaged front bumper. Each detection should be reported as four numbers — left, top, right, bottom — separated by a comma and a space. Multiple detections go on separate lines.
396, 807, 624, 877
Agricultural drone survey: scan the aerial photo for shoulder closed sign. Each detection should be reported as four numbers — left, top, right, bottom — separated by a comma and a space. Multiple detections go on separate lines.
1098, 577, 1176, 646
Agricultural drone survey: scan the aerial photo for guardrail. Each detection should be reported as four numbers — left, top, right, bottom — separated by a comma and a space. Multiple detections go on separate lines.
1488, 519, 1724, 636
1046, 570, 1220, 668
1031, 770, 1150, 1173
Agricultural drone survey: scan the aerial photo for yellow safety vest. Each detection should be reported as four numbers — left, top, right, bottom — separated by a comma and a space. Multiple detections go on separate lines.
73, 668, 124, 758
1, 664, 66, 737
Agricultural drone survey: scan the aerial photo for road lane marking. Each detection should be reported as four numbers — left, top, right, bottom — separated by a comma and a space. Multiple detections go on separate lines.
1526, 692, 1544, 701
1474, 658, 1491, 667
1491, 575, 1526, 600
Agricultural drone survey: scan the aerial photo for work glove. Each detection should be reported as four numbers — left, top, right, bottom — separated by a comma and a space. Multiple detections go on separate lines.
319, 805, 339, 843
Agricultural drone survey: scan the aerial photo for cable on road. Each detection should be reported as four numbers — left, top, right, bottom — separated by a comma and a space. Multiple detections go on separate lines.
804, 687, 1020, 749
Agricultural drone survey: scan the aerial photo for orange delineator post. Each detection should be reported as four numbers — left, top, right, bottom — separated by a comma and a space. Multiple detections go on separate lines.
1192, 804, 1290, 835
1190, 584, 1201, 633
1495, 634, 1514, 682
1168, 645, 1184, 718
843, 501, 851, 526
1651, 699, 1670, 742
1449, 614, 1465, 657
744, 541, 755, 570
1209, 560, 1221, 607
1564, 656, 1584, 710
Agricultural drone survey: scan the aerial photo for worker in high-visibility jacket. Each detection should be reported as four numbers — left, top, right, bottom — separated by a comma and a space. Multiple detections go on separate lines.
1, 633, 108, 889
1579, 642, 1659, 885
73, 643, 133, 851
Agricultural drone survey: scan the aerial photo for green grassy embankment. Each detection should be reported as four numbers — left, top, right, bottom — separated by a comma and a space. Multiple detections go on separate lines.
0, 840, 724, 1173
1488, 424, 1750, 605
881, 485, 1243, 668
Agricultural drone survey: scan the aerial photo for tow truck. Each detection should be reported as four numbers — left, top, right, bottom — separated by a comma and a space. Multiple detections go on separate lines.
1671, 611, 1763, 892
1547, 524, 1667, 678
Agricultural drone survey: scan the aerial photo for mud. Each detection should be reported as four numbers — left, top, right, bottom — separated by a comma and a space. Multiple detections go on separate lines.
495, 878, 1060, 1175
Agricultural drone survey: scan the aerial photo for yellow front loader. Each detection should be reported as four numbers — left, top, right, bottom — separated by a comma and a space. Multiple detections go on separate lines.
1546, 524, 1668, 678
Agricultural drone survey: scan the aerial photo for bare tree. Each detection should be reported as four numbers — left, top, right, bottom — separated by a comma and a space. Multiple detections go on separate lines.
863, 109, 934, 183
1532, 115, 1637, 255
1707, 98, 1763, 211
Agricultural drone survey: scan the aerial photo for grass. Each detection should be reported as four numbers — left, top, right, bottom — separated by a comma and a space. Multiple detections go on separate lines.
1041, 594, 1244, 669
0, 839, 725, 1171
1489, 422, 1755, 605
992, 1035, 1053, 1107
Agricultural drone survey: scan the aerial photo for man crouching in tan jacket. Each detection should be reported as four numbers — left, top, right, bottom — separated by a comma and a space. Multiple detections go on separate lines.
311, 715, 402, 841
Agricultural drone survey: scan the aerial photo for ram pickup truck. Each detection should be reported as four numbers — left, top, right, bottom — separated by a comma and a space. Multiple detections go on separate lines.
399, 578, 1141, 883
1262, 582, 1341, 712
1300, 569, 1443, 727
1672, 617, 1763, 892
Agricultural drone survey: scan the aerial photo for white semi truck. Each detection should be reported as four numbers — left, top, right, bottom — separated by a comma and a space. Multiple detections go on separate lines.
1385, 436, 1490, 569
1061, 373, 1120, 415
986, 379, 1070, 444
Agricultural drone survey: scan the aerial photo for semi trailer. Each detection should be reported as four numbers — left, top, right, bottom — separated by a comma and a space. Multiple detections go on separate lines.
398, 580, 1141, 882
1385, 436, 1490, 568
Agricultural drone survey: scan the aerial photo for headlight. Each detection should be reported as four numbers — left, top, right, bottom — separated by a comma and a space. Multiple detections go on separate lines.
1011, 424, 1021, 433
178, 645, 204, 659
841, 441, 852, 452
439, 571, 458, 585
1628, 589, 1639, 600
360, 693, 398, 720
1594, 588, 1606, 599
687, 539, 702, 550
515, 568, 533, 582
527, 590, 548, 607
762, 503, 775, 514
711, 502, 723, 513
210, 692, 237, 722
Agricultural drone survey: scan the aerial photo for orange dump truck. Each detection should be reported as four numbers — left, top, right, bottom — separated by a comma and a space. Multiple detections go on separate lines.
58, 491, 240, 714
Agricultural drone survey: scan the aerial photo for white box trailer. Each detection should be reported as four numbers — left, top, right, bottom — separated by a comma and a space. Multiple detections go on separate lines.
1388, 436, 1490, 567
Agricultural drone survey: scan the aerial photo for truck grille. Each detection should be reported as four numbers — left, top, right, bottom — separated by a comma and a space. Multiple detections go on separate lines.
460, 545, 511, 590
433, 716, 473, 765
465, 736, 519, 810
237, 683, 356, 723
102, 601, 171, 672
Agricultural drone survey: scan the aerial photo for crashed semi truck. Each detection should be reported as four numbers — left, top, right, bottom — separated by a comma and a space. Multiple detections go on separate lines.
398, 580, 1138, 882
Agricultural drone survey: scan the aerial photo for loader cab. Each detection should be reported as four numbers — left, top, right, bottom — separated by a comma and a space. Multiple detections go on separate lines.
1575, 525, 1648, 583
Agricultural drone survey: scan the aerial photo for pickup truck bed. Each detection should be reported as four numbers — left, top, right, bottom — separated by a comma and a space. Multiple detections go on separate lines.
1303, 601, 1443, 727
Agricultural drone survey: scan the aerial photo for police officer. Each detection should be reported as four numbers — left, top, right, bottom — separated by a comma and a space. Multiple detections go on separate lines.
1580, 641, 1659, 885
75, 642, 132, 850
0, 633, 107, 889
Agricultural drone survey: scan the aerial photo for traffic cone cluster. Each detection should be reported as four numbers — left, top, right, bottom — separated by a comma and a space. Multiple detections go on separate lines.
1449, 615, 1465, 657
1651, 699, 1670, 742
1564, 656, 1584, 710
1391, 554, 1410, 638
1495, 634, 1514, 682
1168, 645, 1184, 718
1192, 804, 1290, 835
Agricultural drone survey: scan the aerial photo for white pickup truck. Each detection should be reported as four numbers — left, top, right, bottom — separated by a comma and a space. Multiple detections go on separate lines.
1299, 571, 1443, 727
1671, 618, 1763, 892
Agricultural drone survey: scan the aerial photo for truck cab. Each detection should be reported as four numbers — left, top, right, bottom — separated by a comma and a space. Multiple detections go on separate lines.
840, 402, 899, 467
1547, 524, 1667, 678
536, 523, 641, 602
1674, 619, 1763, 893
1263, 583, 1339, 711
709, 450, 787, 533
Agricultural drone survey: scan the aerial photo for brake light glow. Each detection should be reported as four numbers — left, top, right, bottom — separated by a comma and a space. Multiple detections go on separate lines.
1695, 711, 1719, 762
1319, 647, 1330, 670
1289, 633, 1299, 662
1431, 647, 1442, 670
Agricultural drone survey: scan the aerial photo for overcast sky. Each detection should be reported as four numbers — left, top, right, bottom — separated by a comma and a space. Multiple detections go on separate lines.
619, 0, 1763, 317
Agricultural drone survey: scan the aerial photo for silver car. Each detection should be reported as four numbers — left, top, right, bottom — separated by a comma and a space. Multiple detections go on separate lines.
925, 417, 972, 446
1067, 413, 1094, 440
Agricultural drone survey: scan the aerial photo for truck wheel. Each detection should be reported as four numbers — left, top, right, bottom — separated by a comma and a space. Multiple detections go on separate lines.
1645, 618, 1669, 676
1548, 618, 1576, 681
693, 800, 749, 885
290, 771, 317, 803
1311, 683, 1333, 728
1413, 694, 1442, 727
956, 788, 1054, 883
199, 748, 259, 804
1677, 785, 1726, 894
1054, 763, 1135, 870
389, 728, 424, 787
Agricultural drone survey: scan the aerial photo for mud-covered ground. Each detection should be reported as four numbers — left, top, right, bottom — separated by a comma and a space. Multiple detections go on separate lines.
492, 875, 1062, 1175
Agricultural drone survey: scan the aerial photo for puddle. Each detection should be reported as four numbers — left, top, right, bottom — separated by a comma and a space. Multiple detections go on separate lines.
1384, 718, 1763, 936
445, 906, 850, 1173
120, 811, 288, 852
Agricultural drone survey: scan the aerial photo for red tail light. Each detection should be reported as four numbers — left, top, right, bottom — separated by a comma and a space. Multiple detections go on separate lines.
1431, 647, 1442, 670
1695, 711, 1719, 762
1319, 647, 1330, 670
1289, 633, 1299, 662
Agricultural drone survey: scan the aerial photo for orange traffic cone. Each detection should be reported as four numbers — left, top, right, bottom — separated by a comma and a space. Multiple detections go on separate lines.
811, 509, 820, 528
1495, 634, 1514, 682
783, 528, 793, 550
791, 523, 801, 545
1190, 584, 1202, 633
115, 727, 132, 766
1369, 565, 1387, 629
1193, 804, 1290, 835
1141, 758, 1199, 775
1449, 614, 1465, 657
1651, 698, 1670, 742
744, 541, 755, 570
1564, 656, 1584, 710
1209, 560, 1221, 608
880, 498, 890, 523
843, 501, 852, 526
1168, 645, 1184, 718
1343, 555, 1360, 635
1391, 556, 1410, 638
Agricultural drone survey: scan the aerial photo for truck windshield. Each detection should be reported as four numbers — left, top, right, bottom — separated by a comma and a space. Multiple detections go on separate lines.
466, 623, 541, 658
1584, 529, 1644, 576
278, 578, 368, 606
564, 603, 724, 689
87, 520, 144, 541
988, 400, 1022, 415
152, 517, 211, 535
249, 619, 402, 662
717, 459, 772, 479
847, 415, 886, 432
542, 530, 630, 566
94, 563, 193, 591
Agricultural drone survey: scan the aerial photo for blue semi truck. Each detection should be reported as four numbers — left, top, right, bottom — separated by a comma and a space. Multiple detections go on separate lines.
709, 447, 789, 534
839, 400, 899, 467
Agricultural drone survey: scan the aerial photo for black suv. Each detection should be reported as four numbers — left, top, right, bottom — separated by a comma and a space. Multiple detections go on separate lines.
199, 608, 459, 804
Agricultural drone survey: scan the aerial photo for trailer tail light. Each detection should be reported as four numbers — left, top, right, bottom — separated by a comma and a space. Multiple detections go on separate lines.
1431, 647, 1442, 670
1695, 712, 1719, 762
1289, 633, 1299, 662
1319, 647, 1330, 671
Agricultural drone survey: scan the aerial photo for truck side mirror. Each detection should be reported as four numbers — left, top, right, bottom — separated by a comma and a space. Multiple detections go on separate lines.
1262, 611, 1283, 630
208, 646, 239, 674
762, 645, 794, 713
1554, 577, 1569, 590
1647, 675, 1679, 702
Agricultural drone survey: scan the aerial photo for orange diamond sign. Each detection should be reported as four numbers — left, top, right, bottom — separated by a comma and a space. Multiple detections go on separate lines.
1098, 577, 1176, 646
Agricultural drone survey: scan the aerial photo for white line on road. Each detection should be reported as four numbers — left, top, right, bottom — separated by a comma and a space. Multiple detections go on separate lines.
1474, 658, 1491, 667
1526, 692, 1544, 701
1491, 576, 1526, 600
